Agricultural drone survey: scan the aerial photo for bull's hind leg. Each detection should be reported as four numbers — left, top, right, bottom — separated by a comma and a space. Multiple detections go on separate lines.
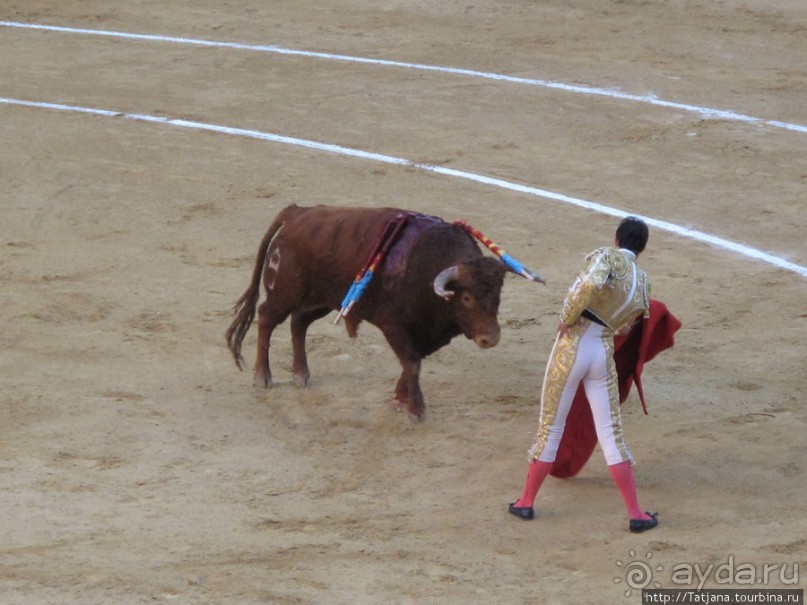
254, 243, 306, 387
254, 298, 294, 387
290, 307, 330, 387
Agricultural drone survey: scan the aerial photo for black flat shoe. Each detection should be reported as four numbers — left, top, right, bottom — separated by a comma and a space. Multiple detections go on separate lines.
508, 502, 534, 520
629, 512, 659, 533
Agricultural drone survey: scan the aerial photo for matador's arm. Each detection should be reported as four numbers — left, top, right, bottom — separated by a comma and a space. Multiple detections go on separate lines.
560, 248, 612, 326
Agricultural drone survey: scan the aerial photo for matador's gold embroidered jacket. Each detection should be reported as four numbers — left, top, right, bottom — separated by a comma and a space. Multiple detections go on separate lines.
560, 247, 650, 330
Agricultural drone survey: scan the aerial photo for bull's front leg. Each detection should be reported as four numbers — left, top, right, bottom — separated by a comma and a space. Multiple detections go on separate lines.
381, 326, 426, 420
394, 358, 424, 420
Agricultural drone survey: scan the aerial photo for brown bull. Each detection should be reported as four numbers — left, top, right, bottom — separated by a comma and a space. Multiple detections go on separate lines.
225, 204, 516, 419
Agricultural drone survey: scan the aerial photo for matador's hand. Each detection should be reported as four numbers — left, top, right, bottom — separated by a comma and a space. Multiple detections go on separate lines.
557, 318, 583, 338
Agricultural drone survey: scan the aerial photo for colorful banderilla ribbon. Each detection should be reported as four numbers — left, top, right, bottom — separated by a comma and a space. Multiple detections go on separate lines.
334, 213, 413, 324
455, 220, 545, 283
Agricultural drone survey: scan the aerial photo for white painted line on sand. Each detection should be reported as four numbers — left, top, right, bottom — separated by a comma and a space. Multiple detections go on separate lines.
1, 20, 805, 134
2, 96, 804, 278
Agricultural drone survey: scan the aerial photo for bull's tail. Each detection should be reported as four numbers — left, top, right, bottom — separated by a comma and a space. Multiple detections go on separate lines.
225, 205, 297, 370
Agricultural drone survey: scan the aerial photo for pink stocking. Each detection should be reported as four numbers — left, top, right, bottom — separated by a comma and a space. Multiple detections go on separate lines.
515, 460, 553, 508
609, 461, 652, 520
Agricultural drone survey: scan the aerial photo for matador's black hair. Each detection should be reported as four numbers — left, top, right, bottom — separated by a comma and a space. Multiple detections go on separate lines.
616, 216, 649, 255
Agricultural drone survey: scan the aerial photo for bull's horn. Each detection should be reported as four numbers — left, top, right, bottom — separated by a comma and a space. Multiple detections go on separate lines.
433, 266, 459, 300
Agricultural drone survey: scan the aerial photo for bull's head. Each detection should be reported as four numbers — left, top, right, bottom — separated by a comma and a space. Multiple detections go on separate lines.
433, 257, 506, 349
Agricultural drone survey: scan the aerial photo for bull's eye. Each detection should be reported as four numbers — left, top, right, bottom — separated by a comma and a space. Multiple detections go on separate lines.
460, 292, 475, 308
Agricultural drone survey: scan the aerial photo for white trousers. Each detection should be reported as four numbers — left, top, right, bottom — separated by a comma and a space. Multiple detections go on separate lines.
529, 322, 633, 466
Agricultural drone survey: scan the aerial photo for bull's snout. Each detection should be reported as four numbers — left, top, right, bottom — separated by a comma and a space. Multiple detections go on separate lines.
473, 329, 500, 349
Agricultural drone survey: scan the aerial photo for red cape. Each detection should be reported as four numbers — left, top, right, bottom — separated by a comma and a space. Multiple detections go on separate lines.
550, 299, 682, 478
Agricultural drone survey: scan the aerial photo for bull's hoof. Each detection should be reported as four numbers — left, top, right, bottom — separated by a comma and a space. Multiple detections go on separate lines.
253, 374, 272, 388
292, 373, 309, 388
408, 410, 425, 423
392, 399, 425, 422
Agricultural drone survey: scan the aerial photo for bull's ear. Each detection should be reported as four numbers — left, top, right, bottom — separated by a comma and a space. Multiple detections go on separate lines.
433, 265, 459, 300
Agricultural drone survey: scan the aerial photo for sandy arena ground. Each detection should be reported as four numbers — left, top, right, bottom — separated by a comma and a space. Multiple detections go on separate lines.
1, 1, 805, 603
